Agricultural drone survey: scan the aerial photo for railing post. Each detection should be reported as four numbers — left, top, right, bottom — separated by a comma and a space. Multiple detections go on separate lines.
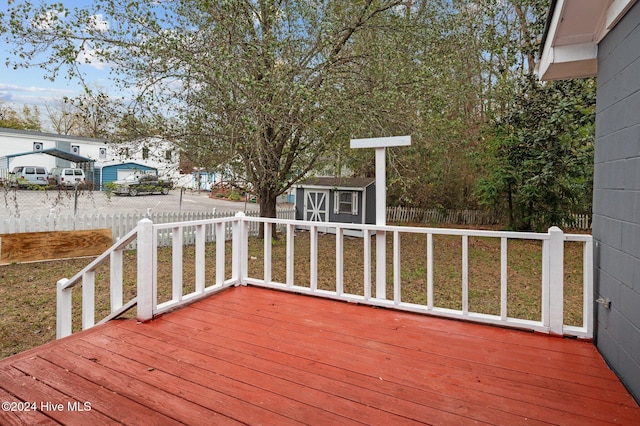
547, 226, 564, 335
56, 278, 72, 339
583, 238, 594, 337
82, 271, 95, 330
233, 212, 247, 285
110, 249, 123, 312
137, 218, 154, 322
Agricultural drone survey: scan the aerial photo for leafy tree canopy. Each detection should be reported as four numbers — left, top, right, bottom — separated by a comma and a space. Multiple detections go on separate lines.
0, 103, 42, 131
476, 76, 595, 231
1, 0, 595, 230
3, 0, 406, 219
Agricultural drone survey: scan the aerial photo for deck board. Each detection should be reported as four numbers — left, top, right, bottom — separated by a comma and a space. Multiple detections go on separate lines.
1, 285, 638, 425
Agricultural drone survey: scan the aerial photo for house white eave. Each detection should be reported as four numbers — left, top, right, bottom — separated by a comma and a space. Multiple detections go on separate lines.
537, 0, 637, 81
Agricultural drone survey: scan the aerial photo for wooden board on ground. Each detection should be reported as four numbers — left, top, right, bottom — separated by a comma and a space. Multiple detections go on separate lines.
0, 229, 113, 264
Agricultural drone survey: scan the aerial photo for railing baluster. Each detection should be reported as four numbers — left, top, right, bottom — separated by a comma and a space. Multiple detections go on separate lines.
195, 224, 205, 293
542, 239, 550, 327
376, 229, 386, 299
264, 222, 272, 285
152, 228, 159, 307
232, 214, 242, 283
310, 225, 317, 292
393, 231, 400, 305
336, 227, 344, 296
110, 249, 123, 312
216, 222, 225, 285
172, 226, 183, 302
500, 237, 508, 321
364, 229, 371, 300
286, 223, 294, 287
427, 233, 433, 310
462, 235, 468, 315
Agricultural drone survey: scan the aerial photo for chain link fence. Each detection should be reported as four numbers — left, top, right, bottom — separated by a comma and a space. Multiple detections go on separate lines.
0, 186, 259, 220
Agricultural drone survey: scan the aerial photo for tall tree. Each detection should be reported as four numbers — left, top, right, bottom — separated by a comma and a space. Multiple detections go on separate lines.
3, 0, 403, 221
45, 98, 81, 136
0, 103, 42, 131
476, 76, 595, 231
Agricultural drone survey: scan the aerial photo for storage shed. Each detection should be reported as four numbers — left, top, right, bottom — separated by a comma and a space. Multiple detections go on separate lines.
295, 177, 375, 235
97, 162, 158, 190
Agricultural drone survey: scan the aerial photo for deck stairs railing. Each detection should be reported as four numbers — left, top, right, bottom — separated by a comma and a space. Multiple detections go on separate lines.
57, 214, 593, 340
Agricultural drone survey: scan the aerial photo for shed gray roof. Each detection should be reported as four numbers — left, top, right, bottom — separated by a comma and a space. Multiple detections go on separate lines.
298, 177, 375, 189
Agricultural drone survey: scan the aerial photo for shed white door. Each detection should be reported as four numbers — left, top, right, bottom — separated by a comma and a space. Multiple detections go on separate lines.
304, 190, 329, 223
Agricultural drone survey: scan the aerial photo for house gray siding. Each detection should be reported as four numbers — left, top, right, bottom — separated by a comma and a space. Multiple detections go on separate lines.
365, 184, 376, 224
594, 1, 640, 401
295, 187, 305, 221
328, 190, 365, 224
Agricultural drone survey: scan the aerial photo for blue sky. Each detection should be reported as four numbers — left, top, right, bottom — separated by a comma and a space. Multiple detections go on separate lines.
0, 66, 94, 110
0, 1, 112, 119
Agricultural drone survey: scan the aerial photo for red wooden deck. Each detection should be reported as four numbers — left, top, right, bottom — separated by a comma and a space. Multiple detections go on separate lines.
1, 286, 638, 425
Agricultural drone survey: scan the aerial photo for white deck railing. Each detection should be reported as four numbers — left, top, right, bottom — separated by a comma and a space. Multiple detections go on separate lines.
57, 214, 593, 340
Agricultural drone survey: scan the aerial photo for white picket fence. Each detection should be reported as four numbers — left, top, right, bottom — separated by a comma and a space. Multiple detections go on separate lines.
387, 207, 500, 226
387, 206, 592, 230
0, 208, 296, 248
0, 206, 591, 240
564, 213, 592, 230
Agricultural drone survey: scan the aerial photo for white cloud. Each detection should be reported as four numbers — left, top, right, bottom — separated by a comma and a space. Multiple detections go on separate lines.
0, 83, 77, 107
75, 14, 111, 70
86, 14, 109, 32
31, 9, 65, 30
76, 47, 110, 70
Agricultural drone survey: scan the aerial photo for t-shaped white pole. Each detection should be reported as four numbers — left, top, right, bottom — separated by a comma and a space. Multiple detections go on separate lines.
350, 135, 411, 299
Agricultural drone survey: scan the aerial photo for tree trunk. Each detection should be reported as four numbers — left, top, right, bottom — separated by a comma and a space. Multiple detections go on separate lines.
258, 187, 278, 238
507, 181, 514, 230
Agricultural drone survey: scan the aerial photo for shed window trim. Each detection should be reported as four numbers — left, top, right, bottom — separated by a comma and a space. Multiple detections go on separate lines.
334, 191, 358, 215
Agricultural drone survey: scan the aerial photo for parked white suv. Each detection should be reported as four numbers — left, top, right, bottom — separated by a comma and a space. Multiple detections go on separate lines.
11, 166, 49, 187
49, 167, 86, 188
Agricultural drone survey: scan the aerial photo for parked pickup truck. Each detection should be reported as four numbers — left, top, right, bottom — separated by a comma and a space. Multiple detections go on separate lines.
112, 173, 173, 196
